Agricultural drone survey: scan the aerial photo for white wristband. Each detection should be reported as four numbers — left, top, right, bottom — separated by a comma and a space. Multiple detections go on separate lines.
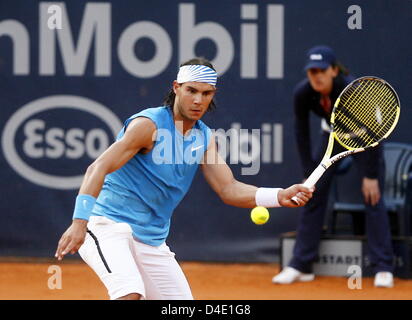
255, 188, 282, 208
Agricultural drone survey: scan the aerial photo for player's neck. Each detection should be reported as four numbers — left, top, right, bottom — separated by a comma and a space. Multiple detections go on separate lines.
171, 107, 196, 135
175, 119, 195, 136
320, 87, 332, 97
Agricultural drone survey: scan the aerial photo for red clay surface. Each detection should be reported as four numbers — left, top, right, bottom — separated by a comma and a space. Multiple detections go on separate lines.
0, 261, 411, 300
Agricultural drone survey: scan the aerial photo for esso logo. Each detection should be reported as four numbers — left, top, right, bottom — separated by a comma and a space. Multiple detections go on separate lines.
22, 120, 109, 160
1, 95, 123, 190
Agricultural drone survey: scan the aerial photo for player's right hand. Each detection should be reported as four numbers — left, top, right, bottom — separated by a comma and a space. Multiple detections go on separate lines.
55, 219, 88, 261
278, 184, 315, 207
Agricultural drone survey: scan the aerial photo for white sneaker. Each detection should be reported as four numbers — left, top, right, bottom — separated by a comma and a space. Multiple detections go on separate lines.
374, 272, 394, 288
272, 267, 315, 284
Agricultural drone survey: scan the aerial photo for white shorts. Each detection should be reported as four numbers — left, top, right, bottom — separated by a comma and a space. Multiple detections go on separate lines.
78, 216, 193, 300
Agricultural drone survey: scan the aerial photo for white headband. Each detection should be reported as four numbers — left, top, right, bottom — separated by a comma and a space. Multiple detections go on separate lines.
176, 65, 217, 86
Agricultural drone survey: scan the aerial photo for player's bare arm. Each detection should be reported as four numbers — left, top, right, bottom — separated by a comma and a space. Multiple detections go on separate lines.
78, 117, 156, 196
55, 117, 156, 260
201, 136, 313, 208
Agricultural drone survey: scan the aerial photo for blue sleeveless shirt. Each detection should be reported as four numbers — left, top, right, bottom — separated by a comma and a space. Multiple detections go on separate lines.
92, 106, 212, 246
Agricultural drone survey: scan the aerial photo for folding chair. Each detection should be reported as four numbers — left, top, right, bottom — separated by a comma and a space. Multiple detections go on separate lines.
328, 142, 412, 236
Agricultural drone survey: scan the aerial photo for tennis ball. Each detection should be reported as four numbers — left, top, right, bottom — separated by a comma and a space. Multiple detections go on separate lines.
250, 206, 270, 225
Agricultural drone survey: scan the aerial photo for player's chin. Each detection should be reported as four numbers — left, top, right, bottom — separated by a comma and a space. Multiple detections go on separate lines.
312, 84, 325, 93
188, 110, 205, 120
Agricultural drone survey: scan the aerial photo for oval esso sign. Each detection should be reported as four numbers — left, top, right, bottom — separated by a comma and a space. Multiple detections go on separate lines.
1, 95, 123, 190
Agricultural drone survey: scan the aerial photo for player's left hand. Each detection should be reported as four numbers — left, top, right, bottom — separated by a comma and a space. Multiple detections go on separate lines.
362, 177, 381, 206
278, 184, 314, 207
55, 219, 88, 261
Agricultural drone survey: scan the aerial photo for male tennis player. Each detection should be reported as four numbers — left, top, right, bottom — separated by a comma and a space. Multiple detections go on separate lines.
272, 46, 394, 288
55, 58, 314, 300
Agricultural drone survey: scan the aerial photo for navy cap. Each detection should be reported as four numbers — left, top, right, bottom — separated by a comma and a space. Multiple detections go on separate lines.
304, 45, 337, 71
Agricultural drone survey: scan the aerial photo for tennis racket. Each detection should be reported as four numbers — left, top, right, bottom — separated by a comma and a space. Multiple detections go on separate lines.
291, 76, 401, 205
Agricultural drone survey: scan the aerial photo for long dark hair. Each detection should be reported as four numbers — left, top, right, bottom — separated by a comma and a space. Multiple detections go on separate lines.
163, 57, 217, 111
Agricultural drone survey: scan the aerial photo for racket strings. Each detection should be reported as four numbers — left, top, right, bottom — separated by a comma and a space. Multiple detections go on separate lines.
342, 82, 380, 138
338, 87, 395, 147
365, 90, 398, 138
333, 78, 399, 149
338, 86, 397, 147
349, 82, 394, 140
335, 81, 381, 146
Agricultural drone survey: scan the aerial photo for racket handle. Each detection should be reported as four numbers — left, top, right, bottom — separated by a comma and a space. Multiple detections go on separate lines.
291, 165, 326, 205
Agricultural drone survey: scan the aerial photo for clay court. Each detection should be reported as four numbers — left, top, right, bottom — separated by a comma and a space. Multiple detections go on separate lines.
1, 260, 411, 300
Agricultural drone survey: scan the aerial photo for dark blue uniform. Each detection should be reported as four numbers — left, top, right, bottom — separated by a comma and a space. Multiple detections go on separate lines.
289, 74, 394, 274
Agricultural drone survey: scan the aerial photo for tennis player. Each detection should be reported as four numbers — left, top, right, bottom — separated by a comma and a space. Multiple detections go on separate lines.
272, 46, 394, 287
55, 58, 314, 300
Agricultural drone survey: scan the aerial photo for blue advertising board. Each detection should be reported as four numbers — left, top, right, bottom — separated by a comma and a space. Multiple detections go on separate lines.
0, 0, 410, 261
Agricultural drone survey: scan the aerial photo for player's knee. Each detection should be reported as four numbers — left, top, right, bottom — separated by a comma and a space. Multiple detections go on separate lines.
116, 293, 141, 300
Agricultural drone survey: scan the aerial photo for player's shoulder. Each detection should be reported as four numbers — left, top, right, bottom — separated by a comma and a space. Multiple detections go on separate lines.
135, 106, 168, 118
336, 73, 355, 88
344, 74, 355, 83
293, 78, 313, 98
136, 105, 170, 122
123, 106, 168, 132
195, 118, 211, 132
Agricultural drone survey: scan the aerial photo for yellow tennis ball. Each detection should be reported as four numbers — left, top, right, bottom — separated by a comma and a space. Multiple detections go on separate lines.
250, 206, 270, 225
